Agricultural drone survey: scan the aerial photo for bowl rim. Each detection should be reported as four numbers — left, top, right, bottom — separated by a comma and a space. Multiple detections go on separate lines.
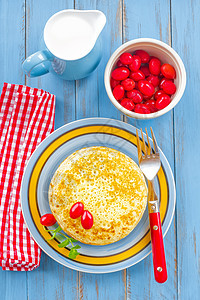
104, 38, 186, 119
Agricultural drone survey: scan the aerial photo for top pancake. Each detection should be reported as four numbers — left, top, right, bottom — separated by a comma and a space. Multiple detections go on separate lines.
49, 146, 147, 245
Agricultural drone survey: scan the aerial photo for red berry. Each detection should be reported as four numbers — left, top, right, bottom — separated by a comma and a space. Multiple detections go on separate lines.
159, 78, 173, 89
156, 94, 171, 110
145, 99, 158, 113
135, 50, 150, 63
143, 94, 152, 100
134, 104, 151, 114
121, 98, 135, 111
81, 210, 93, 229
117, 60, 129, 68
70, 202, 84, 219
161, 64, 176, 79
145, 99, 156, 106
121, 78, 135, 91
117, 60, 123, 67
120, 52, 133, 65
40, 214, 56, 226
134, 81, 139, 90
162, 80, 176, 95
138, 80, 155, 97
130, 70, 145, 81
149, 56, 157, 60
111, 67, 130, 80
149, 58, 161, 75
113, 85, 124, 100
146, 75, 160, 87
126, 89, 143, 103
129, 55, 141, 71
159, 72, 164, 78
154, 89, 165, 100
110, 78, 120, 89
140, 65, 150, 77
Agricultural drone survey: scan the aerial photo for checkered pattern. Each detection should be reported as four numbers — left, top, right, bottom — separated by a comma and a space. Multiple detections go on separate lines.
0, 83, 55, 271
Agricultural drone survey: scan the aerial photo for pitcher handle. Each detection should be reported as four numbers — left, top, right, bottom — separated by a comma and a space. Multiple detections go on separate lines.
22, 50, 52, 77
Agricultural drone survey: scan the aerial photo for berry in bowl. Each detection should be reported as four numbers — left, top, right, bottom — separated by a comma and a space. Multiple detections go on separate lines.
104, 38, 186, 119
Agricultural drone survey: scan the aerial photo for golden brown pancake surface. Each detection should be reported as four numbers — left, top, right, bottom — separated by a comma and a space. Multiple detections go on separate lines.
49, 147, 147, 245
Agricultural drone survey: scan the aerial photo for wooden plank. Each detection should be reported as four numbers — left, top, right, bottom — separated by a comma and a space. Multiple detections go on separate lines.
74, 0, 99, 119
27, 254, 78, 300
79, 271, 126, 300
0, 271, 27, 300
171, 0, 200, 299
0, 1, 27, 300
75, 1, 125, 299
123, 1, 177, 298
97, 0, 122, 120
26, 1, 78, 299
0, 0, 25, 88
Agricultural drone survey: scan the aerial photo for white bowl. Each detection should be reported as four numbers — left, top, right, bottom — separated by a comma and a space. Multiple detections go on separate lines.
104, 38, 186, 119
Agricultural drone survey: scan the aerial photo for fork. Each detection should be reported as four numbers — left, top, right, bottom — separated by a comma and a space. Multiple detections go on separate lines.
136, 127, 167, 283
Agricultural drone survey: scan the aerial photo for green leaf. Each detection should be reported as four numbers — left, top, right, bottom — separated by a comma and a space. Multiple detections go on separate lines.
54, 226, 62, 233
47, 233, 56, 241
69, 249, 80, 259
43, 225, 62, 234
58, 239, 70, 248
42, 224, 81, 257
72, 245, 81, 250
70, 238, 78, 242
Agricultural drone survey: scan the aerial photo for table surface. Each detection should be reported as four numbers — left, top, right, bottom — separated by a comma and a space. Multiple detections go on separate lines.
0, 0, 199, 299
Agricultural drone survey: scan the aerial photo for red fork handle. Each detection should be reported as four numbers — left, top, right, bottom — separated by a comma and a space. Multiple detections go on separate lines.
149, 211, 168, 283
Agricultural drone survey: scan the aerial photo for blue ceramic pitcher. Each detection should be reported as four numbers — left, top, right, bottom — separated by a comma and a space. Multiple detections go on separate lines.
22, 10, 106, 80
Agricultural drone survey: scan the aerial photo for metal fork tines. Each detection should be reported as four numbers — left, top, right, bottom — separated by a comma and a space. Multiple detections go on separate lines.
136, 127, 161, 182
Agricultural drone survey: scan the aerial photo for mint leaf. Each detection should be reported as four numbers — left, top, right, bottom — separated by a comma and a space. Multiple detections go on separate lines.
58, 239, 70, 248
43, 225, 62, 233
72, 245, 81, 250
42, 225, 81, 259
54, 226, 62, 233
70, 238, 78, 242
69, 249, 80, 259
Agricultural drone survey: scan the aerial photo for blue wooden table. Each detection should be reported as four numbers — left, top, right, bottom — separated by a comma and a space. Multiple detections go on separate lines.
0, 0, 199, 299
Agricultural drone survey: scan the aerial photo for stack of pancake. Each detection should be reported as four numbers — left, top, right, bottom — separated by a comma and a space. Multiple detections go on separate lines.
49, 147, 147, 245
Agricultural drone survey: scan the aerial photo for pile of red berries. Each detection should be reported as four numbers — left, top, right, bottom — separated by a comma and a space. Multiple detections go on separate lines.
111, 50, 176, 114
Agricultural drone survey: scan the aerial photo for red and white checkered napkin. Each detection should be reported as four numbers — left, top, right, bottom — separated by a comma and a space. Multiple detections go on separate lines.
0, 82, 55, 271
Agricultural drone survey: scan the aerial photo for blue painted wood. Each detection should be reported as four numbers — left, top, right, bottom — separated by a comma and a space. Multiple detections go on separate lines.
0, 0, 25, 87
123, 1, 177, 299
1, 0, 200, 299
25, 1, 78, 300
0, 1, 27, 300
171, 0, 200, 299
97, 1, 122, 121
73, 2, 99, 119
27, 254, 78, 300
